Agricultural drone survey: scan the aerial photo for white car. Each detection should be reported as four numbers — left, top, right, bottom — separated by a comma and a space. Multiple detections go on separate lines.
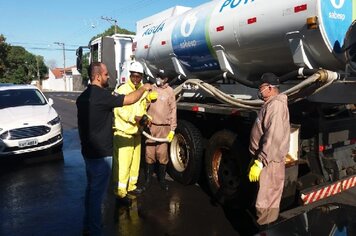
0, 84, 63, 156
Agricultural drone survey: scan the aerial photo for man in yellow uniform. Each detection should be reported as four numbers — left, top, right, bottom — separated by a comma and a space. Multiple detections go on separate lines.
112, 61, 157, 206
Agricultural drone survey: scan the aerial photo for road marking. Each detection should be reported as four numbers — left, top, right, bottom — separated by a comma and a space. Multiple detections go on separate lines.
55, 97, 76, 103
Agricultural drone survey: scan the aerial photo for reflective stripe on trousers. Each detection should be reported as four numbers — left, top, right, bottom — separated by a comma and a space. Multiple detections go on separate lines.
112, 134, 141, 198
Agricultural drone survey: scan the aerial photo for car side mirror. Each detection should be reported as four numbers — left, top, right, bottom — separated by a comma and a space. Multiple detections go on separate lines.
48, 98, 54, 106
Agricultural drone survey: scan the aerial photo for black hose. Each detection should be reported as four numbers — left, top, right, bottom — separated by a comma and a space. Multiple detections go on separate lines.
204, 74, 226, 84
225, 73, 260, 88
169, 75, 185, 86
278, 69, 318, 83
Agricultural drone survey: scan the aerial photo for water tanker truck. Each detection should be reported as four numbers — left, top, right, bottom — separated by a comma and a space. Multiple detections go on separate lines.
77, 0, 356, 209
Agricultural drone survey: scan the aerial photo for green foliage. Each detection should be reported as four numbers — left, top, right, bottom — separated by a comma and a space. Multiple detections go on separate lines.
81, 52, 90, 82
0, 34, 10, 79
0, 35, 48, 84
91, 26, 134, 41
1, 23, 134, 85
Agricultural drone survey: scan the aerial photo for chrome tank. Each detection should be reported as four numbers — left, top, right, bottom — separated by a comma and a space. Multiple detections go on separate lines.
134, 0, 355, 80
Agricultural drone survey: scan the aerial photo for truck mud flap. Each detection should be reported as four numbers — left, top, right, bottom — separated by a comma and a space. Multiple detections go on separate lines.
301, 174, 356, 205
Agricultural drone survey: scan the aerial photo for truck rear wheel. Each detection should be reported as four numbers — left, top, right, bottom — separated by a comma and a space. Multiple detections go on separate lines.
205, 130, 251, 205
168, 120, 203, 185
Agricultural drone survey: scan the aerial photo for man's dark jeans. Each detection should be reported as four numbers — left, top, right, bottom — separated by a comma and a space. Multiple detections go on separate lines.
83, 156, 112, 236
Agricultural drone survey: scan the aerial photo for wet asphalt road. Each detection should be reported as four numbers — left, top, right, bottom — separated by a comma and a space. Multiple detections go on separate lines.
0, 92, 242, 236
0, 129, 241, 236
1, 92, 356, 236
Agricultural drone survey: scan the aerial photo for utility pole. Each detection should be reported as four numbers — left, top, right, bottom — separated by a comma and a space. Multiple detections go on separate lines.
54, 42, 66, 90
36, 57, 40, 81
101, 16, 118, 34
54, 42, 66, 77
36, 56, 41, 87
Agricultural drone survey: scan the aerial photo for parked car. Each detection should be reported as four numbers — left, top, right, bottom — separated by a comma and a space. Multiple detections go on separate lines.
0, 84, 63, 156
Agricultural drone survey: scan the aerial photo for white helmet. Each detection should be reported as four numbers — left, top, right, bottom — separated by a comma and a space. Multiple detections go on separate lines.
129, 61, 144, 74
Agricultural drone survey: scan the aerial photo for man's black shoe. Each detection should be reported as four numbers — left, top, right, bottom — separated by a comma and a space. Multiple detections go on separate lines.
116, 196, 132, 206
257, 223, 269, 232
128, 186, 145, 195
159, 181, 169, 191
82, 229, 90, 236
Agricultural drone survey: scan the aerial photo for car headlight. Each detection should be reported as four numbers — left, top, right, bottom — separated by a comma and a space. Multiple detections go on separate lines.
0, 131, 10, 140
48, 116, 61, 126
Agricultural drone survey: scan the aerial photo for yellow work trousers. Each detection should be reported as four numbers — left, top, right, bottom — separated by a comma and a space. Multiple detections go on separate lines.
113, 133, 141, 198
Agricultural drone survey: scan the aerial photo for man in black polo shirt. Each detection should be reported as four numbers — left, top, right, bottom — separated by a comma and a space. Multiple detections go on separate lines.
76, 62, 151, 236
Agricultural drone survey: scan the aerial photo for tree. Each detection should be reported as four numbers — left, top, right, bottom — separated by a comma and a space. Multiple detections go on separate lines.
0, 34, 10, 79
36, 55, 48, 83
6, 46, 35, 84
91, 26, 134, 41
81, 52, 90, 82
0, 40, 48, 84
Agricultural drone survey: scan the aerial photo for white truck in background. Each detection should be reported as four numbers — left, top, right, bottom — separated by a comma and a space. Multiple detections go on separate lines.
77, 0, 356, 209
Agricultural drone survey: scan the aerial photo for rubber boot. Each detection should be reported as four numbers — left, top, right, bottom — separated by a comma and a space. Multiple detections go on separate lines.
129, 185, 145, 195
158, 164, 169, 191
145, 163, 154, 190
116, 195, 132, 206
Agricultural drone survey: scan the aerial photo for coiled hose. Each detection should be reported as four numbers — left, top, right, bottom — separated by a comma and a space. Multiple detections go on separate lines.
173, 69, 339, 110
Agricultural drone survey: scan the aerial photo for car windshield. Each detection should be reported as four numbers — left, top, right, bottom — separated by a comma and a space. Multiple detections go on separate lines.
0, 89, 47, 109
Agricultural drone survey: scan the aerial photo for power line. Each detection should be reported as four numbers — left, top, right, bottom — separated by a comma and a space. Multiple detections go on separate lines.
9, 44, 77, 52
53, 42, 66, 71
101, 16, 118, 34
54, 42, 68, 91
9, 41, 80, 48
25, 47, 76, 52
10, 42, 50, 46
8, 0, 152, 51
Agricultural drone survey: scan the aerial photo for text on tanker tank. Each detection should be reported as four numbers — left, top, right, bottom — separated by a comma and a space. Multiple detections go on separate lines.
328, 0, 346, 21
321, 0, 351, 51
329, 11, 345, 21
219, 0, 255, 13
142, 22, 165, 37
180, 40, 197, 49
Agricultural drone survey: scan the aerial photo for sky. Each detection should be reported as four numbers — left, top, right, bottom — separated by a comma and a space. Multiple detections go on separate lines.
0, 0, 208, 68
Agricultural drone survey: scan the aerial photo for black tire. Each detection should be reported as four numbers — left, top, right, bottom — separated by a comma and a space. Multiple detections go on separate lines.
52, 142, 63, 153
168, 120, 203, 185
205, 130, 253, 206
